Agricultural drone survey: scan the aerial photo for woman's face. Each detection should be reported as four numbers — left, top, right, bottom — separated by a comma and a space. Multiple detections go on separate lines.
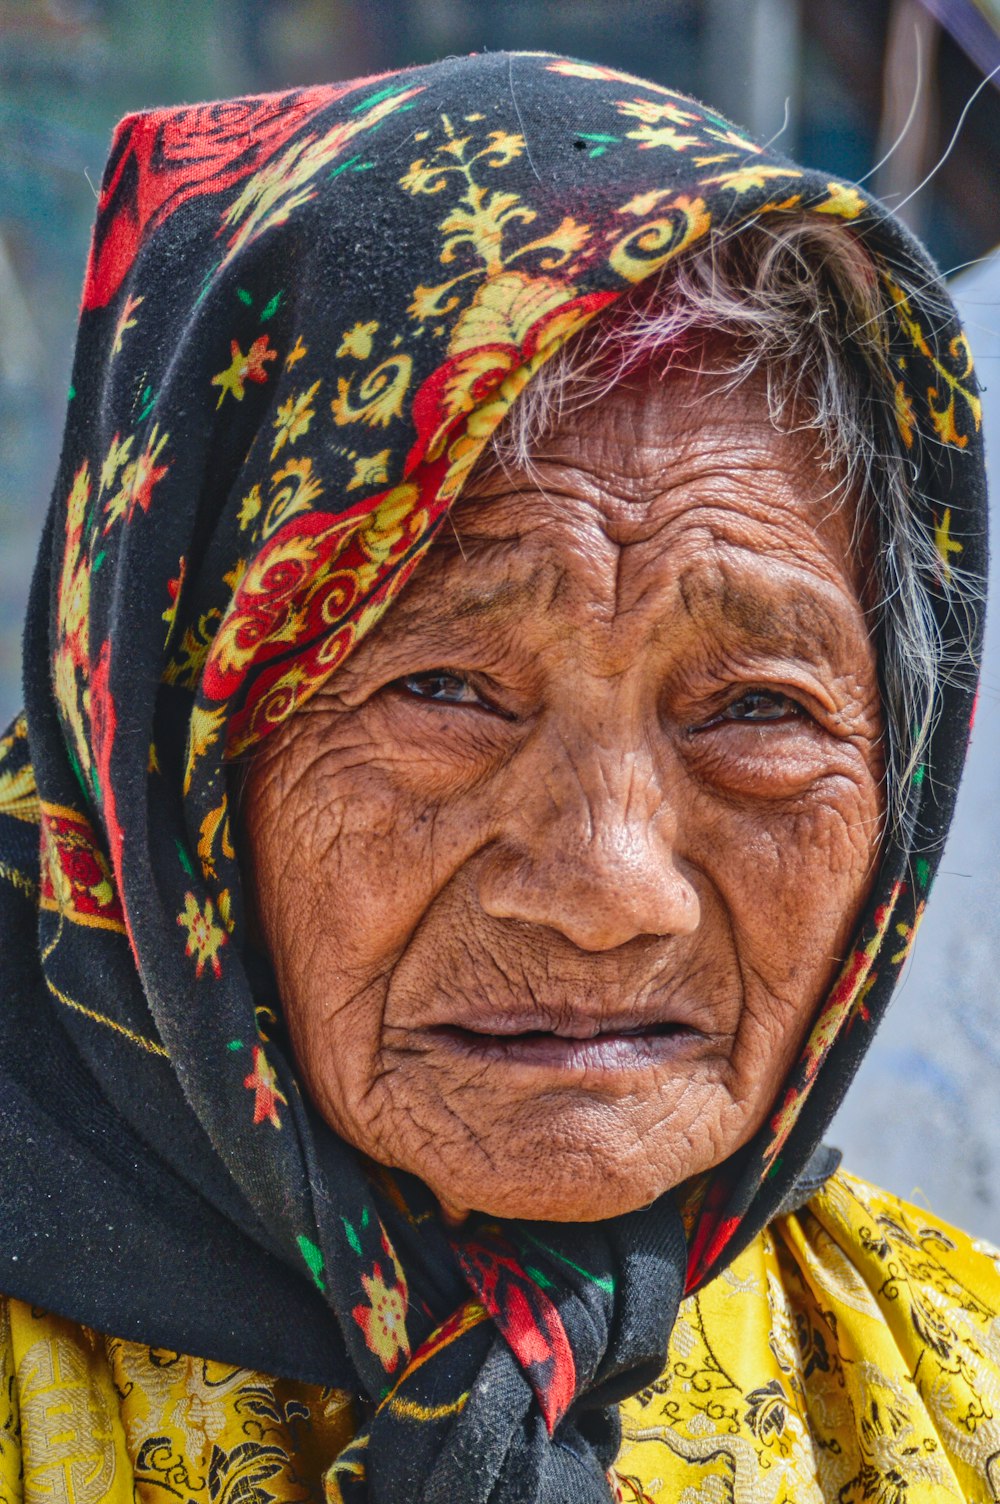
244, 363, 884, 1224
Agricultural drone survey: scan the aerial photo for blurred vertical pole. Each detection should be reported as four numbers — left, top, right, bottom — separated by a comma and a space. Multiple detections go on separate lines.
874, 0, 940, 236
703, 0, 802, 147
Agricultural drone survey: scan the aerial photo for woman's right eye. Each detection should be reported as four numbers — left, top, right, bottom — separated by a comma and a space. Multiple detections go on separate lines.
397, 671, 491, 709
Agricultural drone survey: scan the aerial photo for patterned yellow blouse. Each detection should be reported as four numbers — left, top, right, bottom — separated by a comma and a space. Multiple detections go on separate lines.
3, 1171, 999, 1504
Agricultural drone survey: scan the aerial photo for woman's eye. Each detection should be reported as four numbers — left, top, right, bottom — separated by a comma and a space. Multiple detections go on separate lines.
716, 690, 804, 724
398, 671, 490, 708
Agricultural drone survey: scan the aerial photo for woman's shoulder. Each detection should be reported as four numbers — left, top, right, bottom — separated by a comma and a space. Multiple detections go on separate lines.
0, 1293, 357, 1503
795, 1165, 1000, 1303
614, 1170, 1000, 1503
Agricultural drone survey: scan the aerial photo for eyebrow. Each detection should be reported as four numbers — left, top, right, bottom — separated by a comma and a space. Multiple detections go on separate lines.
677, 571, 858, 663
393, 545, 562, 631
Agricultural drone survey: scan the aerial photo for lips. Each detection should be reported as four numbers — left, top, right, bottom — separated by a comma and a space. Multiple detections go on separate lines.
432, 1007, 701, 1040
427, 1016, 706, 1072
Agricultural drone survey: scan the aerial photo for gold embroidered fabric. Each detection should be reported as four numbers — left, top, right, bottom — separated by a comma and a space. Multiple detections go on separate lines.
3, 1171, 999, 1504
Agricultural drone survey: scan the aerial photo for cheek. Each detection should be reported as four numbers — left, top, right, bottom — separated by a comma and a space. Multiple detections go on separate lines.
700, 762, 882, 1100
242, 716, 490, 1143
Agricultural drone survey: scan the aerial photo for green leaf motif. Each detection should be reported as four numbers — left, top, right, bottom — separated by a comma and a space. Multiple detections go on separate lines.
520, 1231, 615, 1295
342, 1217, 363, 1257
298, 1234, 326, 1291
352, 83, 405, 112
329, 154, 360, 179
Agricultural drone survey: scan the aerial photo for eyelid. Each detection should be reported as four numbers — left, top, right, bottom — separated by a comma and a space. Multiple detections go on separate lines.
691, 688, 809, 732
394, 669, 513, 719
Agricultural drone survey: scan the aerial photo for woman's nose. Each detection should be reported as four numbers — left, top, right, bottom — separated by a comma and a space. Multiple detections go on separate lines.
476, 745, 701, 952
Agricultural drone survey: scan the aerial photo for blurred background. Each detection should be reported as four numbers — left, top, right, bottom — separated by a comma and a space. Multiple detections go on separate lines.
2, 0, 999, 1237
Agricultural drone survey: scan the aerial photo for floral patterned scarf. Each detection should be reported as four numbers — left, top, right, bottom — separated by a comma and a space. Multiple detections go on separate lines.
0, 51, 986, 1504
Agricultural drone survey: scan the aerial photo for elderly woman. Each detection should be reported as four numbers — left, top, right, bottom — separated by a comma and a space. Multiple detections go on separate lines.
0, 50, 994, 1504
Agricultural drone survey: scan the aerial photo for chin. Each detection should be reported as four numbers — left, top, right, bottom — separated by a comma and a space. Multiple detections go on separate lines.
413, 1132, 692, 1225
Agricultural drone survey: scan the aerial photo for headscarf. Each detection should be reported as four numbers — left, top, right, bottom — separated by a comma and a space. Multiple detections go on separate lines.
0, 51, 986, 1504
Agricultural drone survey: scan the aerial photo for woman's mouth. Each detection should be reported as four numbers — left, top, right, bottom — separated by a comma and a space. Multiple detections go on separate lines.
428, 1019, 706, 1072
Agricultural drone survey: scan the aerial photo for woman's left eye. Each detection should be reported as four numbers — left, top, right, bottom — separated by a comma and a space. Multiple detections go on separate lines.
705, 690, 805, 726
398, 671, 491, 709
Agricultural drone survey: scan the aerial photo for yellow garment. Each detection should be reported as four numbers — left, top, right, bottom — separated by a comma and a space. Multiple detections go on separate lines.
2, 1171, 999, 1504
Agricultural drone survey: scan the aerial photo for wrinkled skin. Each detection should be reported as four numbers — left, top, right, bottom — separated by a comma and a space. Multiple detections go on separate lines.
243, 362, 884, 1224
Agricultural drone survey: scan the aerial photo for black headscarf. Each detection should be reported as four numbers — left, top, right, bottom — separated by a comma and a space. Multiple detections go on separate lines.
0, 52, 986, 1503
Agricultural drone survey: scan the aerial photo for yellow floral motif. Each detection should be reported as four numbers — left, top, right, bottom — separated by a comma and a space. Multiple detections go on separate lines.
162, 556, 186, 644
330, 356, 412, 429
882, 275, 982, 450
59, 466, 92, 649
196, 797, 235, 881
111, 292, 144, 357
183, 702, 228, 791
263, 456, 324, 536
210, 335, 278, 407
285, 333, 308, 369
610, 193, 712, 283
99, 433, 134, 495
162, 608, 222, 690
617, 187, 676, 219
271, 380, 320, 458
894, 375, 917, 448
54, 461, 95, 779
626, 124, 702, 152
337, 319, 380, 359
616, 97, 701, 128
103, 424, 170, 528
222, 558, 249, 596
219, 87, 422, 274
176, 890, 227, 979
415, 270, 594, 474
347, 449, 391, 493
238, 483, 263, 530
701, 165, 803, 194
813, 182, 866, 220
401, 113, 589, 326
400, 123, 524, 196
0, 718, 38, 825
351, 1241, 411, 1374
545, 58, 682, 92
934, 508, 963, 583
891, 902, 926, 966
355, 484, 422, 566
705, 124, 762, 153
